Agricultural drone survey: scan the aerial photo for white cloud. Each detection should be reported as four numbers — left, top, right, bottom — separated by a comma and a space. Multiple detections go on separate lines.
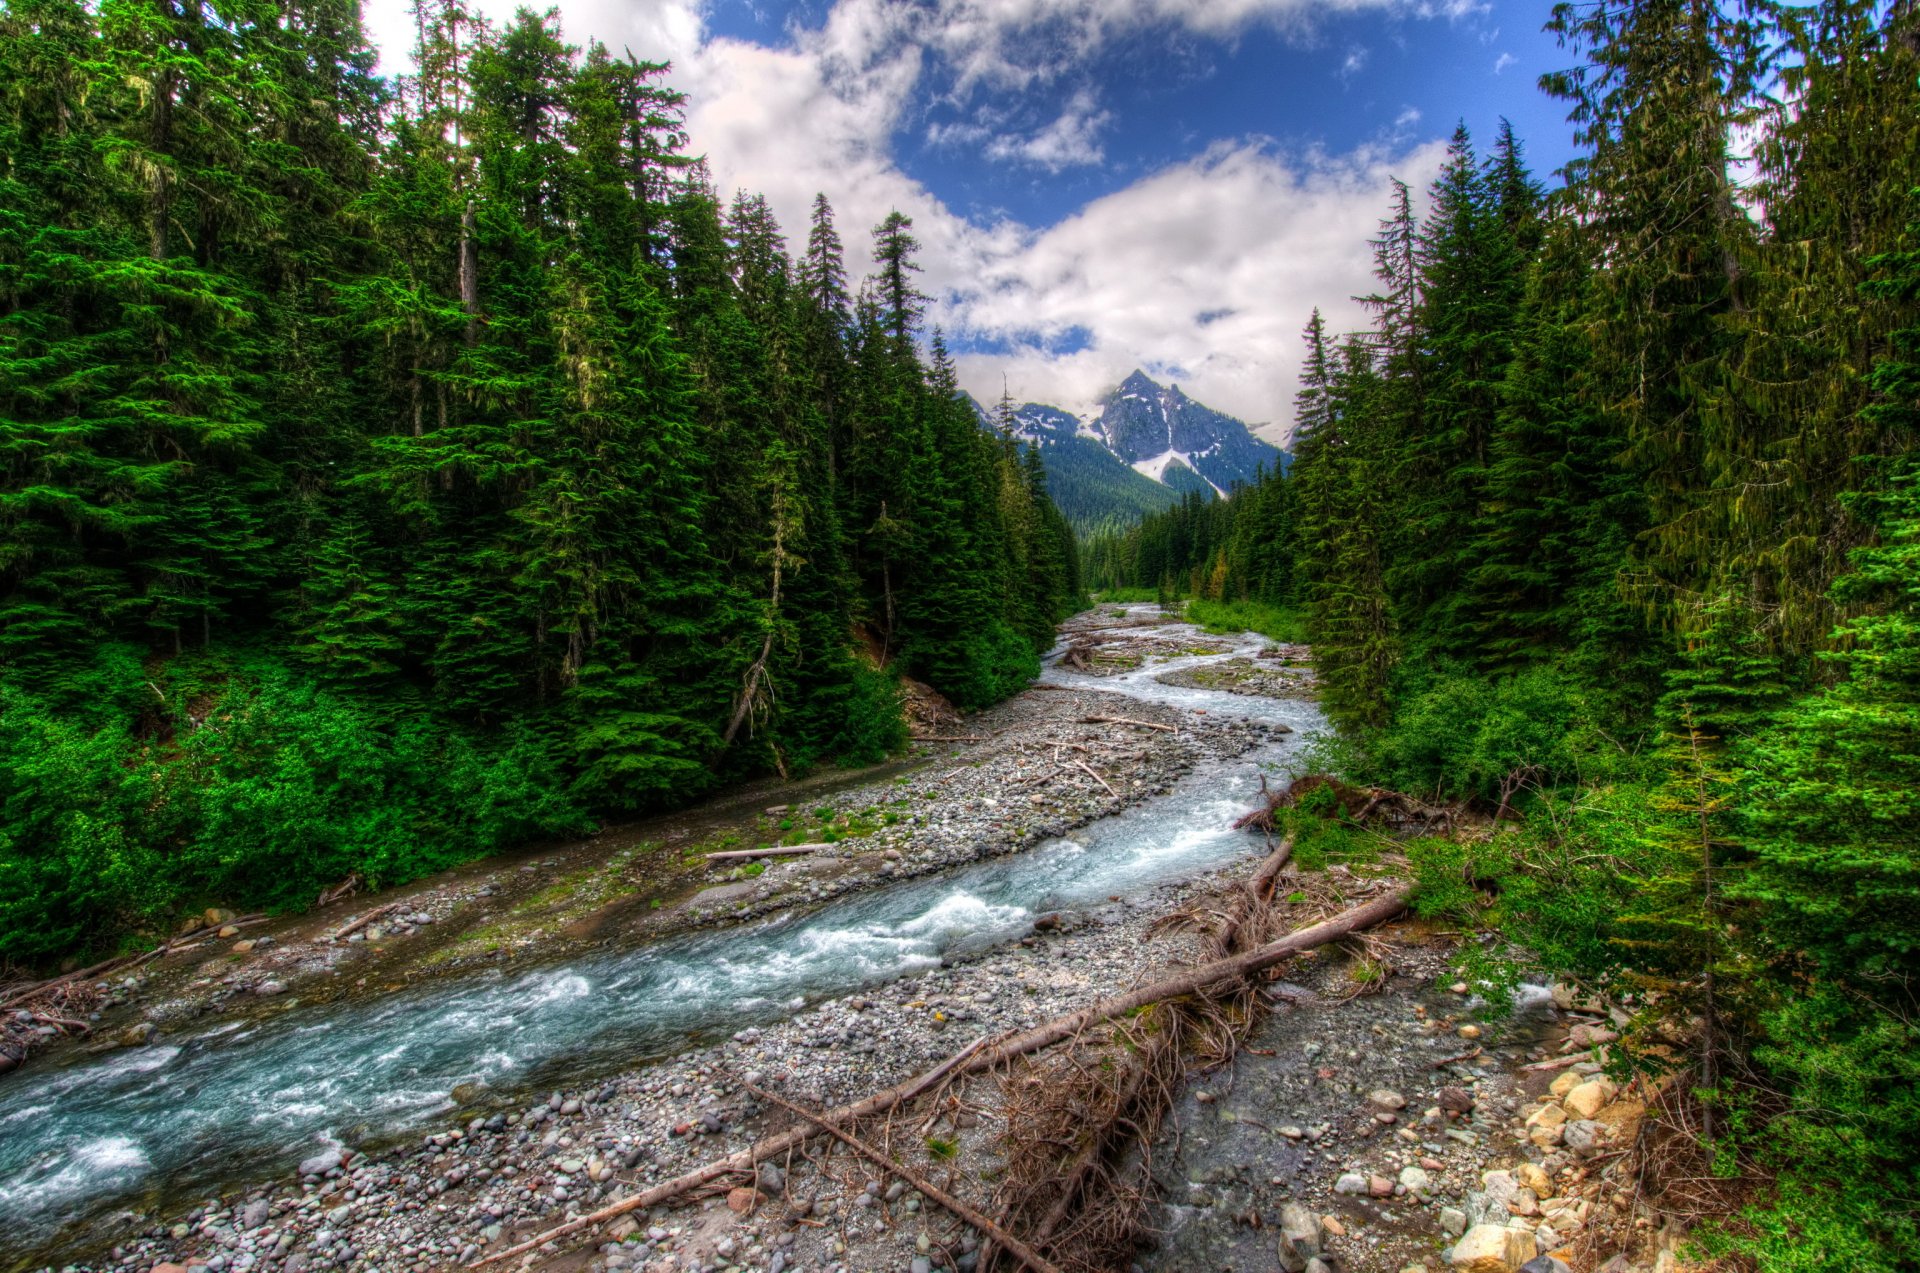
946, 138, 1448, 442
982, 89, 1111, 170
356, 0, 1452, 436
1493, 51, 1517, 74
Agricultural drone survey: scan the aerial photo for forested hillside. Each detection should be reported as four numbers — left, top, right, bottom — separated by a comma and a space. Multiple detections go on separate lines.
1097, 4, 1920, 1262
0, 0, 1078, 964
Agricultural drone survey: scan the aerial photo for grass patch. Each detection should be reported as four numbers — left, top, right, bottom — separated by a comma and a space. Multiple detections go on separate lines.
1185, 598, 1308, 644
1090, 587, 1161, 603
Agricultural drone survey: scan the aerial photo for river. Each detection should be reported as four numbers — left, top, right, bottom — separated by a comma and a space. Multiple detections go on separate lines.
0, 609, 1323, 1266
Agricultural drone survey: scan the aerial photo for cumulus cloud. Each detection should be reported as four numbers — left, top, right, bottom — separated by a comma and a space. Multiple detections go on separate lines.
946, 138, 1447, 441
358, 0, 1451, 436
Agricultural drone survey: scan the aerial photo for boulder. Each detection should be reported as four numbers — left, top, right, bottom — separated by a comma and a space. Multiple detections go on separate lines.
297, 1148, 344, 1177
1277, 1202, 1320, 1272
1563, 1119, 1608, 1153
1450, 1224, 1539, 1273
1563, 1079, 1617, 1119
1525, 1103, 1568, 1129
1549, 1071, 1582, 1099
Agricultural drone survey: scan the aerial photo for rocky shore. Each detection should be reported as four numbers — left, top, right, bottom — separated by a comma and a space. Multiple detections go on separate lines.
13, 614, 1675, 1273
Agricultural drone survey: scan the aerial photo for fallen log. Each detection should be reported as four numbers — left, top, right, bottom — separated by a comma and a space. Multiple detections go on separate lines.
704, 844, 828, 863
470, 1033, 997, 1268
472, 884, 1408, 1267
1078, 715, 1176, 733
0, 914, 269, 1013
742, 1080, 1065, 1273
326, 903, 401, 944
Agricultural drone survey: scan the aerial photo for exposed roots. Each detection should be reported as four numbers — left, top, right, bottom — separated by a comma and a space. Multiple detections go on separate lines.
981, 837, 1303, 1272
1234, 773, 1460, 836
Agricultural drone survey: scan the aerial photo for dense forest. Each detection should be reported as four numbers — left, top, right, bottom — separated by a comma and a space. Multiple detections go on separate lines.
0, 0, 1079, 965
1101, 3, 1920, 1264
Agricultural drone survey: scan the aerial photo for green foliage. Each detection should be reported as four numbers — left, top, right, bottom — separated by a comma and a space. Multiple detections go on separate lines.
1370, 667, 1597, 803
1185, 599, 1308, 644
0, 1, 1078, 965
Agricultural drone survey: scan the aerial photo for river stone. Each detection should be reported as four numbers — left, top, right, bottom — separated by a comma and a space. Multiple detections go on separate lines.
758, 1163, 786, 1193
298, 1149, 344, 1177
1450, 1224, 1538, 1272
1277, 1202, 1320, 1272
1515, 1163, 1553, 1198
1333, 1172, 1369, 1195
1563, 1079, 1616, 1119
241, 1199, 270, 1229
1563, 1119, 1607, 1153
1520, 1258, 1575, 1273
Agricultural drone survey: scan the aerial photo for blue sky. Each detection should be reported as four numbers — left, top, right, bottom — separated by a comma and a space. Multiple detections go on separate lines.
365, 0, 1582, 437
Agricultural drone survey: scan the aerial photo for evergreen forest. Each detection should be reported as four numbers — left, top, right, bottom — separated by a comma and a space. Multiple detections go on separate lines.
1093, 5, 1920, 1262
0, 0, 1079, 965
6, 0, 1920, 1264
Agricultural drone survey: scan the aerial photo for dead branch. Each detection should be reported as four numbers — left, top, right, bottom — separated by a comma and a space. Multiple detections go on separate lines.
1072, 759, 1118, 798
1431, 1045, 1484, 1068
1078, 715, 1176, 733
471, 890, 1407, 1268
0, 915, 269, 1014
470, 1033, 996, 1268
742, 1079, 1064, 1273
325, 903, 402, 944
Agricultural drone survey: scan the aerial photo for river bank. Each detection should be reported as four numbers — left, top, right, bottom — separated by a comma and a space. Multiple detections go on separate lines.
6, 608, 1657, 1273
2, 609, 1301, 1269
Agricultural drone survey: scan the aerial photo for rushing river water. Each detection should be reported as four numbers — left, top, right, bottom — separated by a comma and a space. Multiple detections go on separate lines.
0, 613, 1324, 1263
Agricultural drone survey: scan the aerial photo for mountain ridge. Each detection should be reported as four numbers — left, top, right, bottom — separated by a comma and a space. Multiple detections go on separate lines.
971, 370, 1287, 533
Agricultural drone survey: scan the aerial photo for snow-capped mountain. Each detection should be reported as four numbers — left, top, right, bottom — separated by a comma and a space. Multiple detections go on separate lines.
972, 370, 1287, 533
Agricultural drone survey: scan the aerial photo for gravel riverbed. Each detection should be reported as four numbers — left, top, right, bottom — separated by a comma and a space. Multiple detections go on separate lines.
9, 612, 1666, 1273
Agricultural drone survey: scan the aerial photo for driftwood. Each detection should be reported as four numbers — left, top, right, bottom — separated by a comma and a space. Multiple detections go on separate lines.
988, 835, 1300, 1270
704, 844, 828, 863
1078, 715, 1176, 733
325, 903, 402, 944
1073, 758, 1117, 798
317, 874, 364, 906
1234, 774, 1458, 835
471, 1033, 998, 1268
472, 883, 1407, 1268
0, 914, 269, 1014
742, 1080, 1065, 1273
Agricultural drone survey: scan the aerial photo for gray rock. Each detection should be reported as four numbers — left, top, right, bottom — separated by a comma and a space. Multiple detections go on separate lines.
1440, 1206, 1468, 1236
1563, 1119, 1607, 1153
1333, 1172, 1369, 1195
1520, 1258, 1575, 1273
240, 1199, 270, 1229
253, 979, 287, 996
758, 1163, 786, 1194
911, 1259, 933, 1273
1277, 1202, 1320, 1272
298, 1149, 344, 1177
